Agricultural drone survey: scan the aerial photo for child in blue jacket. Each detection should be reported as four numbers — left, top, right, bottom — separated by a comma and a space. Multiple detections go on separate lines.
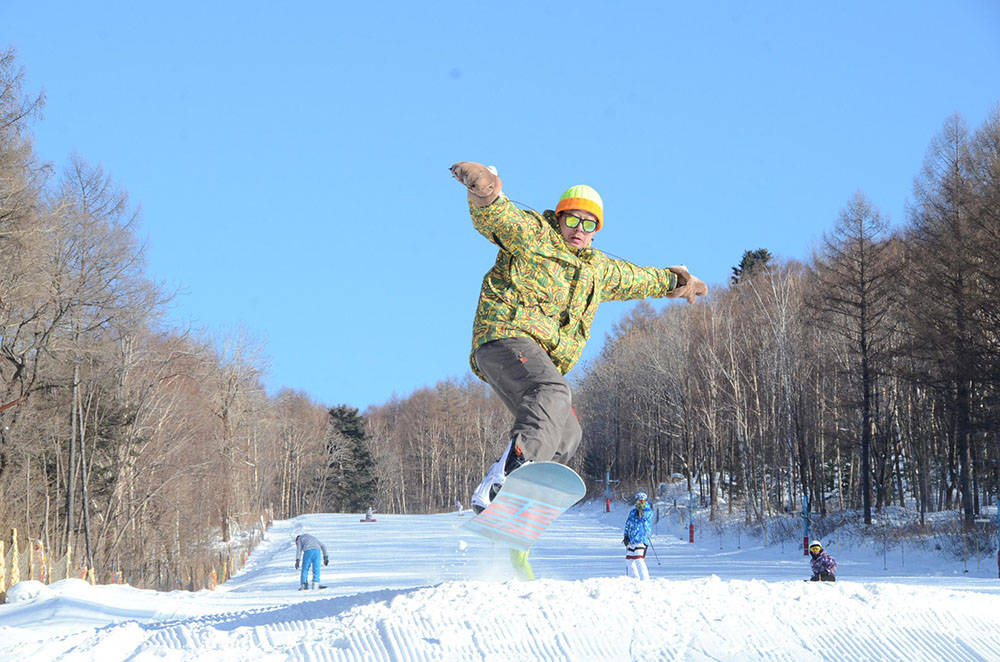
623, 491, 653, 580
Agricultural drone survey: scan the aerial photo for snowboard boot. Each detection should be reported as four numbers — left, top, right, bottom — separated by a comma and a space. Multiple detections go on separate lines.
471, 440, 528, 514
299, 582, 308, 590
509, 549, 535, 581
309, 581, 316, 590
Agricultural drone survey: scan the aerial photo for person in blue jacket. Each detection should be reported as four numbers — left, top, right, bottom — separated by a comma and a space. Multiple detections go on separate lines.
623, 491, 653, 580
294, 533, 328, 589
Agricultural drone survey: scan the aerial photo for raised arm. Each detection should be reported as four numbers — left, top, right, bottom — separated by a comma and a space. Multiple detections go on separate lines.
642, 505, 653, 537
451, 161, 502, 207
451, 161, 543, 254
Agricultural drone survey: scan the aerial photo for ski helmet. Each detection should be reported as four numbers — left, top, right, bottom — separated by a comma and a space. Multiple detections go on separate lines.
635, 491, 648, 502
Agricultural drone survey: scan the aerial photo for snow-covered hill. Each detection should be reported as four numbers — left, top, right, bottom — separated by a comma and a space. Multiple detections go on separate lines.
2, 503, 999, 661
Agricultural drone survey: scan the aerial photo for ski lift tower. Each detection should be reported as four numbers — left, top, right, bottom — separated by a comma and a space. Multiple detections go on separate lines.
601, 470, 620, 513
980, 508, 1000, 579
803, 494, 811, 556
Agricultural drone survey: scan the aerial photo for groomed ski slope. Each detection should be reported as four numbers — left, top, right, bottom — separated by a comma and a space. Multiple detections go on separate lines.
2, 502, 1000, 661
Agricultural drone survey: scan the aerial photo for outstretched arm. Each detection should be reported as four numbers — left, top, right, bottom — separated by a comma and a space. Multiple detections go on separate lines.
600, 257, 708, 303
451, 161, 543, 254
451, 162, 502, 207
600, 256, 678, 301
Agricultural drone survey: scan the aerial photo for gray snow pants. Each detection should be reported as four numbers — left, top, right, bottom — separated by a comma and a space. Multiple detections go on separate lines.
473, 337, 582, 463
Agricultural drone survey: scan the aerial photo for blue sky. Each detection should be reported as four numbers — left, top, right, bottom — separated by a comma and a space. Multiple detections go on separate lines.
3, 2, 999, 411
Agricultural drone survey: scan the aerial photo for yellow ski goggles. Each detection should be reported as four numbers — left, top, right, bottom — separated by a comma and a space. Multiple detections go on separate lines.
562, 214, 598, 233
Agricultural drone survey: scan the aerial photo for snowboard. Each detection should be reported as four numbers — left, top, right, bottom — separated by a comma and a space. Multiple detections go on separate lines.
463, 461, 586, 551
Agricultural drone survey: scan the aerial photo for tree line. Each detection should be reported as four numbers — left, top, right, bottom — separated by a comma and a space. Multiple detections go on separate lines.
0, 49, 372, 587
364, 106, 1000, 531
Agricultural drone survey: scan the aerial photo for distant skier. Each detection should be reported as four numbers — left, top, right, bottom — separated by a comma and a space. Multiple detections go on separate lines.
294, 533, 328, 590
623, 491, 653, 580
450, 162, 708, 513
808, 540, 837, 582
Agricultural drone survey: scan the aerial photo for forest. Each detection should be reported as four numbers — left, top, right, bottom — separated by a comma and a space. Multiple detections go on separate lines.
0, 50, 369, 587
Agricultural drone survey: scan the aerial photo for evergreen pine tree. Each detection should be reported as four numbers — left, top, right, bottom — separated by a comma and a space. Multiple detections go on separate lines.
322, 405, 379, 512
730, 248, 773, 285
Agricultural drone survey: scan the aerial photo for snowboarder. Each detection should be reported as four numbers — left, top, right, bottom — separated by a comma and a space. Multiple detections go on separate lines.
294, 533, 328, 589
450, 162, 708, 513
623, 491, 653, 580
808, 540, 837, 582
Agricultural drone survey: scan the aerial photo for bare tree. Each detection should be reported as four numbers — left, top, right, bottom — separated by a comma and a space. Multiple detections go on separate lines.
903, 116, 983, 525
807, 192, 899, 524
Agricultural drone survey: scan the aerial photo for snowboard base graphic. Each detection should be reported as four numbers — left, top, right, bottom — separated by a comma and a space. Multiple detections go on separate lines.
464, 462, 585, 551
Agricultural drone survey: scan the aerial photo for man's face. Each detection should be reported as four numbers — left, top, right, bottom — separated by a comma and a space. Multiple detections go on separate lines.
559, 209, 598, 249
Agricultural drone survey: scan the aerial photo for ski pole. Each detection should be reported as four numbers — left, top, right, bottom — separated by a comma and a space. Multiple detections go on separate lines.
648, 541, 662, 566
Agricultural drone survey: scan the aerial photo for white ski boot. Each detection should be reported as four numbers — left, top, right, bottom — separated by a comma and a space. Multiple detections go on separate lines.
471, 441, 528, 514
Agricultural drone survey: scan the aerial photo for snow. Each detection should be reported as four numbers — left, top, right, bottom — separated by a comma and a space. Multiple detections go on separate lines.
5, 580, 52, 604
2, 501, 999, 661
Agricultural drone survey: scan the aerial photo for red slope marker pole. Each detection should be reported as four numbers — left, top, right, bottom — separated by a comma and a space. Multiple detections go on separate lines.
688, 491, 694, 543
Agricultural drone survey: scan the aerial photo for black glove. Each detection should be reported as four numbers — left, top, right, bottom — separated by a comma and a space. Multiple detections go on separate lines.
323, 557, 328, 566
623, 535, 630, 546
295, 559, 300, 570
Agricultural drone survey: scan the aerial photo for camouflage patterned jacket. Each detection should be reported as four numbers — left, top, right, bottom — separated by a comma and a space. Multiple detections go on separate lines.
469, 195, 679, 379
